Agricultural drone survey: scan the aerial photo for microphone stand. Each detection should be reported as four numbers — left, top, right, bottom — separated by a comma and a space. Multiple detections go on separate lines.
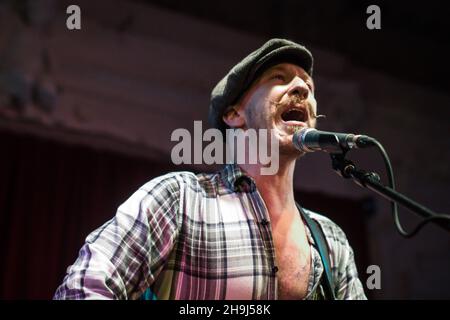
330, 153, 450, 233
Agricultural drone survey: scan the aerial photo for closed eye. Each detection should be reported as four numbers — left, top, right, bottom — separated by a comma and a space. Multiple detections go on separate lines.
271, 74, 286, 81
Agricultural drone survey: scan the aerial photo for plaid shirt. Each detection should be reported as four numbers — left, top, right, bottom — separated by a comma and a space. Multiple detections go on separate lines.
54, 164, 366, 300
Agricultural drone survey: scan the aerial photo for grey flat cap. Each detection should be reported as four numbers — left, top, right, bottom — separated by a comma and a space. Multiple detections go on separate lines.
208, 38, 314, 134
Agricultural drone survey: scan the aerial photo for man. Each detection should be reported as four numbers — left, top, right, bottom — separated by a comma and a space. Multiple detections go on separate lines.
54, 38, 367, 300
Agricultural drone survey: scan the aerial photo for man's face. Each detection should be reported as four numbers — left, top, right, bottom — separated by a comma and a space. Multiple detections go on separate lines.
230, 63, 317, 156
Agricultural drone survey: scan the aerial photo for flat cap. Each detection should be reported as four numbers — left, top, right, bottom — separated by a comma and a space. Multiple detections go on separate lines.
208, 38, 314, 134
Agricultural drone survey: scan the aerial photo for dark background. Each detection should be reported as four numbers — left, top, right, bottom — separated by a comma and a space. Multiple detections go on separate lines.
145, 0, 449, 92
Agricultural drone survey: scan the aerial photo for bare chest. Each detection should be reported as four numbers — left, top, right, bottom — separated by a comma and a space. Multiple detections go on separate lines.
272, 217, 311, 300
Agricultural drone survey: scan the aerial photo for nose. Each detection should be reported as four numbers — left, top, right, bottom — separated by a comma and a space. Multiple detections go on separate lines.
287, 77, 309, 100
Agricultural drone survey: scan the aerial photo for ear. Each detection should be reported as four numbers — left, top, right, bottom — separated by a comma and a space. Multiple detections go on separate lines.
222, 105, 246, 129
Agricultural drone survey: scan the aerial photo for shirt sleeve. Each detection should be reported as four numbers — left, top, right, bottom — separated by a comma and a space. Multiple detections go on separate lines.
53, 173, 183, 300
308, 210, 368, 300
334, 241, 367, 300
331, 227, 367, 300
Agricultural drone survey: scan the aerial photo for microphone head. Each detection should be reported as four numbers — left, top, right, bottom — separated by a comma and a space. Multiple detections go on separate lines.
292, 127, 318, 153
293, 128, 375, 153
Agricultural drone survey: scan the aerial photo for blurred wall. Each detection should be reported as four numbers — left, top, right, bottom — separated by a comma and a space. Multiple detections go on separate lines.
0, 0, 449, 298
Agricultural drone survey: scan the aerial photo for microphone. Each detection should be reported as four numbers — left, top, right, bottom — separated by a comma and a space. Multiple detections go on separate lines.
293, 128, 375, 153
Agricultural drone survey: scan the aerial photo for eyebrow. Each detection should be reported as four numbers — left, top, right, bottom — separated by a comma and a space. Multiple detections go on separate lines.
265, 65, 289, 75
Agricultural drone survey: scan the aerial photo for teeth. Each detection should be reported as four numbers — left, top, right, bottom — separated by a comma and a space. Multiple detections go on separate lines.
288, 107, 305, 113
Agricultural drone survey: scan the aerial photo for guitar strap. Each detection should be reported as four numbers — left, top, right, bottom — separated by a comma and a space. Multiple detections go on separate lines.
296, 202, 336, 300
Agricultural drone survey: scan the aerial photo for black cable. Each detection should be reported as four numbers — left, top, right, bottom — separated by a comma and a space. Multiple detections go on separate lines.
371, 139, 450, 237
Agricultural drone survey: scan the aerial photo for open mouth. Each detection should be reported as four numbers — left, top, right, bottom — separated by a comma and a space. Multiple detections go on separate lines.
280, 107, 308, 123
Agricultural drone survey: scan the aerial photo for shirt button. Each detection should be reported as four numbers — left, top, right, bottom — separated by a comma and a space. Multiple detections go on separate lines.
272, 266, 279, 274
261, 219, 269, 226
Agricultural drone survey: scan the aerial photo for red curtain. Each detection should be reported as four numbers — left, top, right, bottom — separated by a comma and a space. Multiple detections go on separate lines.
0, 129, 371, 299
